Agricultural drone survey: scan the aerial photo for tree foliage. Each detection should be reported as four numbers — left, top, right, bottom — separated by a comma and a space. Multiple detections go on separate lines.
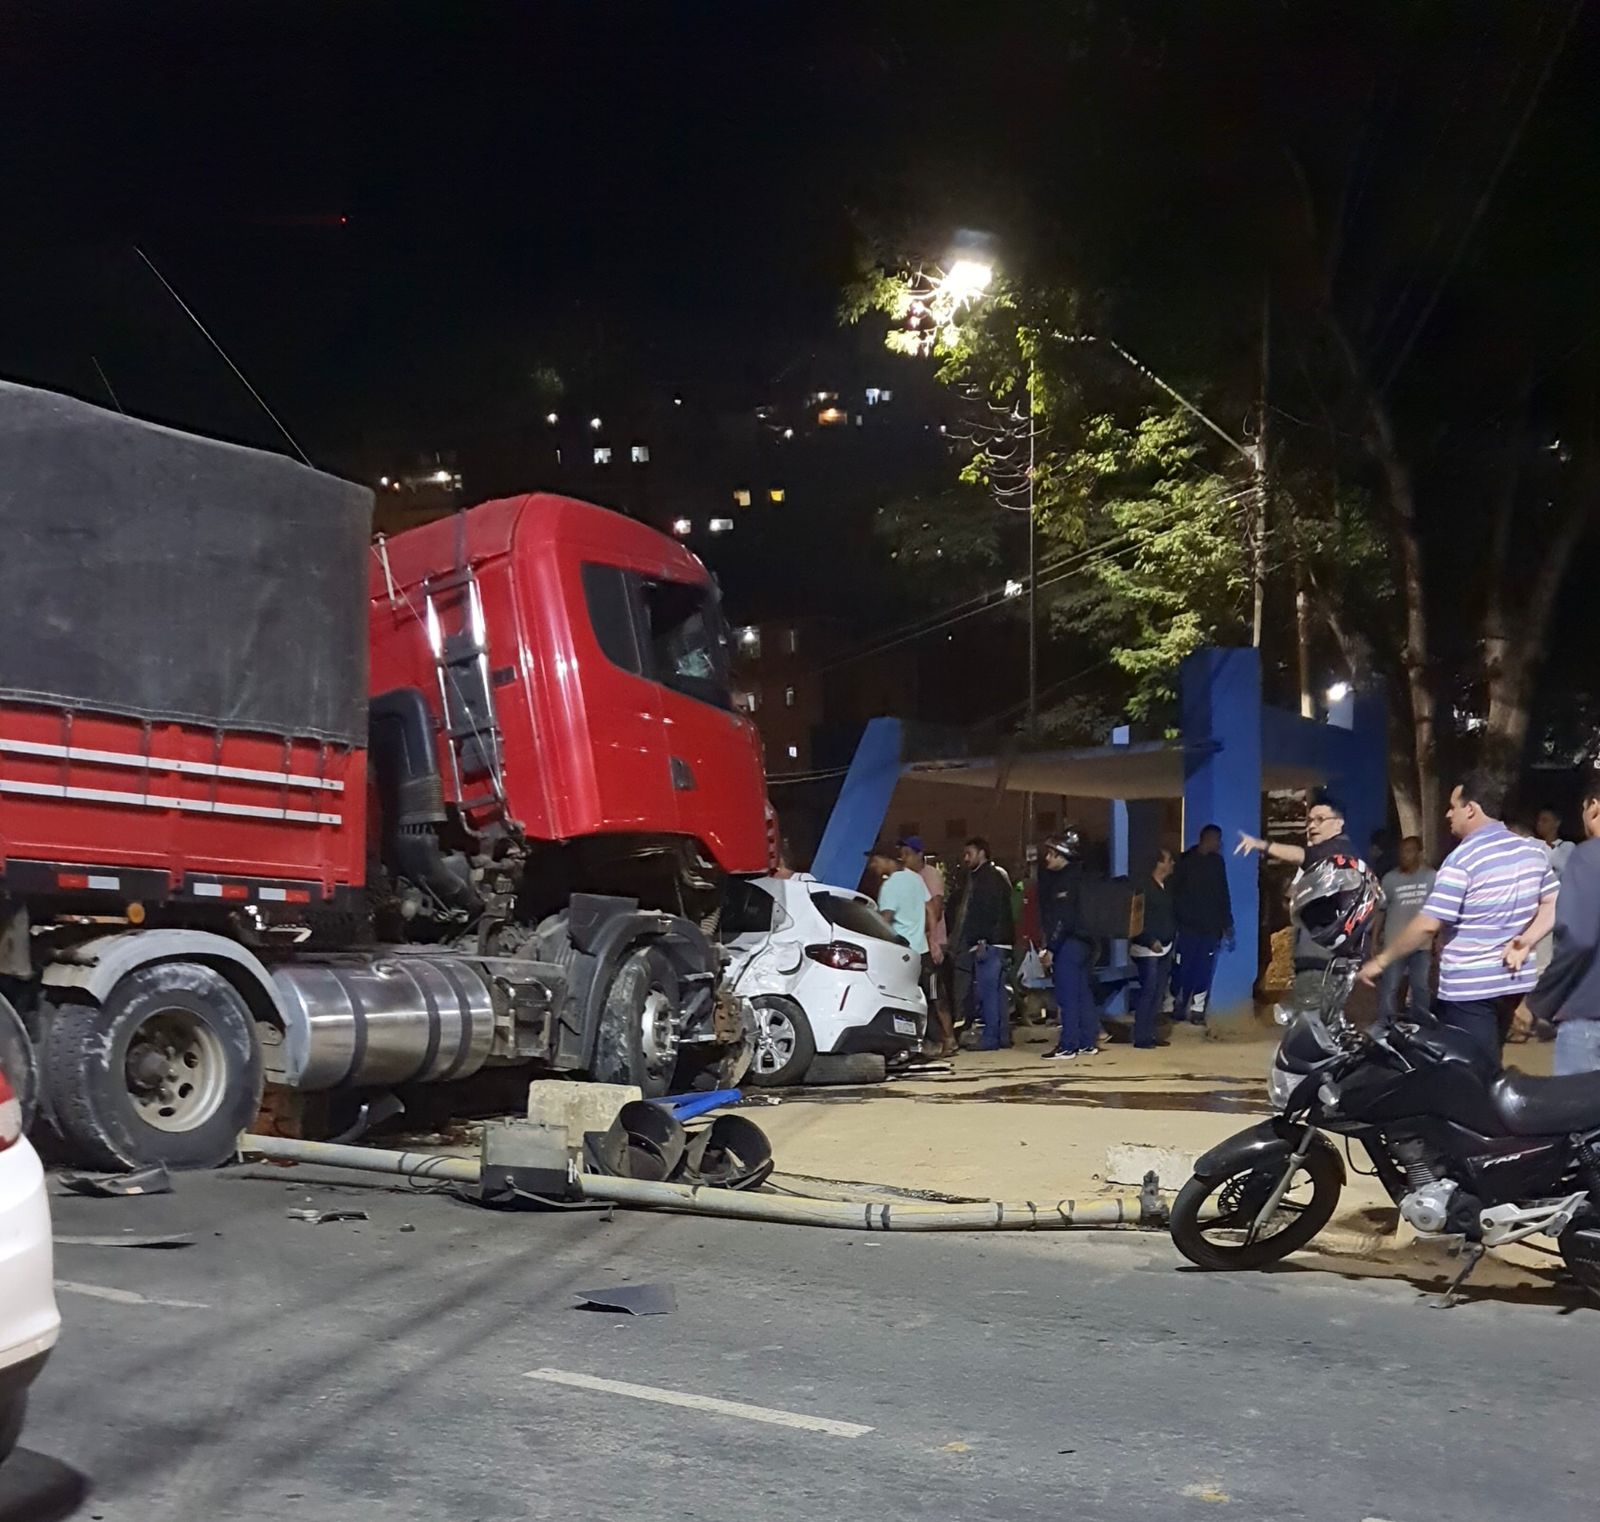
845, 1, 1600, 846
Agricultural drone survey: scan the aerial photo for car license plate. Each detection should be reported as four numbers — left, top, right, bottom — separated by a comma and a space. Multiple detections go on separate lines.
893, 1015, 917, 1036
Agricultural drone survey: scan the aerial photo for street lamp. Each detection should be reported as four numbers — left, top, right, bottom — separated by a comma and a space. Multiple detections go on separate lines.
1326, 681, 1351, 704
931, 255, 1040, 740
941, 258, 993, 306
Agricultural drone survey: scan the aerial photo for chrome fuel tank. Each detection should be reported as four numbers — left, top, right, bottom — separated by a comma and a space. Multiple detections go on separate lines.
271, 951, 497, 1091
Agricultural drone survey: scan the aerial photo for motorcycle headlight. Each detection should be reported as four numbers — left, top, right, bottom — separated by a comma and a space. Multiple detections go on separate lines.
1267, 1059, 1297, 1111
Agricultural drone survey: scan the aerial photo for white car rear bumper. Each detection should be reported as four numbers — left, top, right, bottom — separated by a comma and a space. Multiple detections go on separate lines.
0, 1139, 60, 1389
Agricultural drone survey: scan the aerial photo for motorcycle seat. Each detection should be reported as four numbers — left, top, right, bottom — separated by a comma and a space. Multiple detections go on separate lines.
1489, 1067, 1600, 1137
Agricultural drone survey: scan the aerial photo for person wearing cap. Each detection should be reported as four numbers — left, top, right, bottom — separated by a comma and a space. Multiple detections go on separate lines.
900, 836, 954, 1057
1040, 831, 1100, 1060
870, 841, 930, 963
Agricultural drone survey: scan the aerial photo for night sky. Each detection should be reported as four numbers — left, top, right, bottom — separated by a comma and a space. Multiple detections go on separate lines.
9, 1, 1600, 733
6, 4, 986, 464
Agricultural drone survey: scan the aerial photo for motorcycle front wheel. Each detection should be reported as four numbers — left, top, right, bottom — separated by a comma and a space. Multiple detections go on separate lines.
1169, 1143, 1344, 1271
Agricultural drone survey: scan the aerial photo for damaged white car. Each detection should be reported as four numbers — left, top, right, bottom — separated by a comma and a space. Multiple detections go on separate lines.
721, 874, 926, 1087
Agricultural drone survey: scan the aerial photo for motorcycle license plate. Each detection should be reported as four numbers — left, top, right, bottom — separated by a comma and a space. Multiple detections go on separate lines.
893, 1015, 917, 1036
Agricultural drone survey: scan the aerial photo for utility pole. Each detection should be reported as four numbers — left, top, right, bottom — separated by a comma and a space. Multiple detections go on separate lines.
1026, 357, 1038, 738
1251, 287, 1270, 650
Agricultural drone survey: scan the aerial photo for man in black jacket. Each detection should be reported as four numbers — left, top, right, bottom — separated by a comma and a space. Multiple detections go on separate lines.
1170, 824, 1234, 1024
954, 836, 1014, 1051
1039, 832, 1099, 1060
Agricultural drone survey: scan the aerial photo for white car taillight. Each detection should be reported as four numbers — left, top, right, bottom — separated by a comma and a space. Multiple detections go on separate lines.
805, 942, 870, 972
0, 1066, 19, 1151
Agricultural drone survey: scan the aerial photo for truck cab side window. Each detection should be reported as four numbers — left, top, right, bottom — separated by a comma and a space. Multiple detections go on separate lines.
581, 562, 644, 675
643, 578, 733, 711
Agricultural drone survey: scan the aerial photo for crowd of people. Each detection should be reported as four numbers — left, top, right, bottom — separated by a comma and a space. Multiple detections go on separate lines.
866, 762, 1600, 1076
865, 824, 1248, 1061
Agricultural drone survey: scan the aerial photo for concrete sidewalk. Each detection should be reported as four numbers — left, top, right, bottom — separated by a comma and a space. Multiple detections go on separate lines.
758, 1022, 1567, 1295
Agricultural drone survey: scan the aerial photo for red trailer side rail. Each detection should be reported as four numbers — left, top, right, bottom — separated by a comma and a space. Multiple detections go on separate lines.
0, 701, 365, 904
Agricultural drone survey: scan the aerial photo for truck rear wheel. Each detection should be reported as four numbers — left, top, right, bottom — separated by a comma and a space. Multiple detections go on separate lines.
592, 945, 681, 1100
39, 962, 263, 1171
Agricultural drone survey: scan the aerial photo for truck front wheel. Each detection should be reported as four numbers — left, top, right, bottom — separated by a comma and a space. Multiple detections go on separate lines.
592, 945, 681, 1100
39, 962, 263, 1171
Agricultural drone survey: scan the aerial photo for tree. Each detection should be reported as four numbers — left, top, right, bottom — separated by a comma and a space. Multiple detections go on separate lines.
846, 2, 1600, 852
846, 260, 1265, 735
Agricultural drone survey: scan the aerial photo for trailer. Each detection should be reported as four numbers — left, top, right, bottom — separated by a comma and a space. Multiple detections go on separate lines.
0, 381, 773, 1169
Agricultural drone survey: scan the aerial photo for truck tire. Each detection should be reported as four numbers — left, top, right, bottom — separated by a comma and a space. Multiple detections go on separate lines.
592, 945, 681, 1100
745, 996, 816, 1089
39, 962, 263, 1171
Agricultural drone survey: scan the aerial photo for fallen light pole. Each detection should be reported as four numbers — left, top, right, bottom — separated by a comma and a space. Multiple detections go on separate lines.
239, 1133, 1168, 1233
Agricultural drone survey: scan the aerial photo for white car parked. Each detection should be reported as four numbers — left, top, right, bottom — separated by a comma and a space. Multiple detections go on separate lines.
0, 1049, 58, 1465
723, 874, 927, 1087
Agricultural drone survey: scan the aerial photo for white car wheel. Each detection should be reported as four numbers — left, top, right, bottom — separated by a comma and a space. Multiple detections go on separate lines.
746, 996, 815, 1088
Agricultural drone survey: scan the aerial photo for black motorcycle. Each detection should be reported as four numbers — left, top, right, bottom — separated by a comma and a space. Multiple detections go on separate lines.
1169, 962, 1600, 1300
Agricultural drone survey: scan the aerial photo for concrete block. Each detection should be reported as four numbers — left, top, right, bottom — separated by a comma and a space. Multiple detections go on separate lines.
526, 1080, 640, 1143
1105, 1141, 1198, 1190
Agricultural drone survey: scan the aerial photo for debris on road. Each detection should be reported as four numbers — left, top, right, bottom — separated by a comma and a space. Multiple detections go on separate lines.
58, 1163, 173, 1198
286, 1208, 369, 1224
574, 1282, 677, 1316
54, 1233, 196, 1249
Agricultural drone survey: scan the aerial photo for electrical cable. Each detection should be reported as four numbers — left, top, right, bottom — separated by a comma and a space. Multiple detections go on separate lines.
132, 245, 313, 467
815, 485, 1257, 675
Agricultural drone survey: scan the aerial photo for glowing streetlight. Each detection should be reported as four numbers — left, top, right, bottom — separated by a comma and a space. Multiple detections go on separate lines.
941, 257, 994, 306
545, 412, 558, 425
589, 416, 602, 431
1326, 681, 1352, 704
671, 517, 692, 537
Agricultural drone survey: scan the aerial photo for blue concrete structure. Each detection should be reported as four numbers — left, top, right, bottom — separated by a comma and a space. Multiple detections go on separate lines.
810, 717, 904, 891
1177, 649, 1264, 1025
814, 647, 1386, 1028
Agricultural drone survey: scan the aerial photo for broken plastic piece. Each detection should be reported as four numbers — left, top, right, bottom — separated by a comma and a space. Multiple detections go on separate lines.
287, 1208, 369, 1224
53, 1232, 196, 1249
58, 1163, 173, 1198
574, 1282, 677, 1315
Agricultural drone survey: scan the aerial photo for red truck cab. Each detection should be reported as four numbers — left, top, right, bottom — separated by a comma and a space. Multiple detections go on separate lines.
370, 494, 768, 875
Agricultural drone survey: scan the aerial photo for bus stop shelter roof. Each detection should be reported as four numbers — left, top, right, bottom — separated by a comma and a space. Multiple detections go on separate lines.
903, 739, 1328, 801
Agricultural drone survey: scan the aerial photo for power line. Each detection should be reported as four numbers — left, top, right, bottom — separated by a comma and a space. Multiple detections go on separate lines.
90, 355, 124, 414
1377, 0, 1586, 395
815, 483, 1259, 676
133, 245, 313, 467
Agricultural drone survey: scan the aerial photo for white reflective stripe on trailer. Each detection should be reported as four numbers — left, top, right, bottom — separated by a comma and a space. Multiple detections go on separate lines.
0, 778, 341, 826
0, 737, 344, 791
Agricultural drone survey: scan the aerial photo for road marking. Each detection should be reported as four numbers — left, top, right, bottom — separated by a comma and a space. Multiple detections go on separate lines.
58, 1280, 211, 1311
523, 1367, 872, 1438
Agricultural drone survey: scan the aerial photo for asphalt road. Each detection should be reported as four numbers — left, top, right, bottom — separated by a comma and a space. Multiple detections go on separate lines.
5, 1165, 1598, 1522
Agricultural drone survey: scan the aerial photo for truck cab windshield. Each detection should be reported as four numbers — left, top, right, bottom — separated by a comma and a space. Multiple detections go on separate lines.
644, 578, 733, 710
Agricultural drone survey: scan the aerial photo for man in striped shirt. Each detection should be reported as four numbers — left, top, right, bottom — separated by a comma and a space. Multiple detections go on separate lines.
1359, 773, 1558, 1060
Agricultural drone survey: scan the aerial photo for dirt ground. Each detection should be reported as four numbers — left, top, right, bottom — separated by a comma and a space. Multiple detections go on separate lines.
756, 1020, 1567, 1294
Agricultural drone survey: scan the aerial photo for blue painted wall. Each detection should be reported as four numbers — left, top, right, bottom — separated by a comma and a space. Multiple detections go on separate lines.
1179, 649, 1262, 1025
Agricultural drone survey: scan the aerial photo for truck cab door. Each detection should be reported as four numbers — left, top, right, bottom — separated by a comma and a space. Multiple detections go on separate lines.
636, 578, 768, 866
577, 563, 675, 831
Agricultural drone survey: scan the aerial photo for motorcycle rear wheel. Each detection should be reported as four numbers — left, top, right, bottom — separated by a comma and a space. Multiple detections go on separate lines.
1170, 1144, 1344, 1271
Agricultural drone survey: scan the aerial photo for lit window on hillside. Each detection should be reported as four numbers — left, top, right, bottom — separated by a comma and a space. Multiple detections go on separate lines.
733, 487, 752, 507
631, 444, 650, 464
593, 446, 612, 465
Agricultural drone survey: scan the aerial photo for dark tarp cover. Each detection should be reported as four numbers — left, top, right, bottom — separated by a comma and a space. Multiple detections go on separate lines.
0, 381, 372, 745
